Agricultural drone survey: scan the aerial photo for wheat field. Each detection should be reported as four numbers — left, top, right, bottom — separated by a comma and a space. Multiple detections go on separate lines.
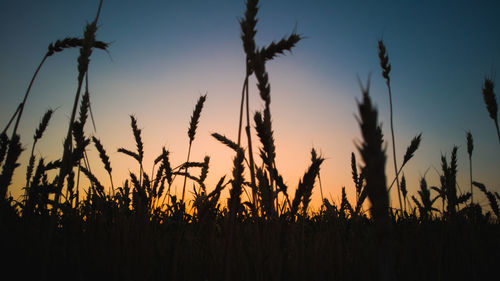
1, 1, 499, 280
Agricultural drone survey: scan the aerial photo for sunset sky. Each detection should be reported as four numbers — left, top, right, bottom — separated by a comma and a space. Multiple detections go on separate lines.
1, 0, 499, 209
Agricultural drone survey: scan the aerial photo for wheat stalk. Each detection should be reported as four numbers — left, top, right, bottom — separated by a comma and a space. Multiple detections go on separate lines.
378, 39, 403, 212
24, 109, 53, 201
466, 131, 474, 204
182, 94, 207, 202
356, 77, 396, 280
54, 0, 103, 211
92, 136, 114, 194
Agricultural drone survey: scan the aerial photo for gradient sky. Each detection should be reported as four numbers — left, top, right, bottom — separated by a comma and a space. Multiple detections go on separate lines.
1, 0, 499, 210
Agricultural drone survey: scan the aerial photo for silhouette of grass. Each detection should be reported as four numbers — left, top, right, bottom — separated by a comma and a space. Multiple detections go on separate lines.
0, 0, 498, 280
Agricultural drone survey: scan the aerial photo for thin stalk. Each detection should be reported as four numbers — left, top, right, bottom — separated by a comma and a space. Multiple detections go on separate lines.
2, 103, 21, 135
139, 162, 143, 188
244, 78, 257, 208
387, 164, 405, 192
75, 162, 81, 207
23, 142, 37, 201
181, 141, 192, 202
318, 171, 324, 205
11, 55, 49, 138
237, 75, 249, 145
109, 173, 114, 196
469, 154, 473, 204
386, 83, 403, 212
54, 77, 85, 209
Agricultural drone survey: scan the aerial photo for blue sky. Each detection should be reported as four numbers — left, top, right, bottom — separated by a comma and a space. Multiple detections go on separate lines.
1, 0, 499, 208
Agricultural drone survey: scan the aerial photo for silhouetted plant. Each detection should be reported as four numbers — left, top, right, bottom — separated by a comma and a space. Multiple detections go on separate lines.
482, 78, 499, 142
472, 181, 499, 218
182, 94, 207, 202
411, 177, 439, 220
378, 39, 403, 213
466, 131, 474, 204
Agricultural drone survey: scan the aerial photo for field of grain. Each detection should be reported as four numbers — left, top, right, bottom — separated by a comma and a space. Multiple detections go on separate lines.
1, 1, 499, 280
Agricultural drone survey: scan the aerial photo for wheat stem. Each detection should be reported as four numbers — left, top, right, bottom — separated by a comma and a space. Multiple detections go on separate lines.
237, 75, 249, 145
244, 77, 257, 208
11, 55, 49, 139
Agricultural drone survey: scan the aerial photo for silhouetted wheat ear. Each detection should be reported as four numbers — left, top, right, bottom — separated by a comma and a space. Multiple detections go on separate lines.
72, 90, 90, 148
252, 53, 271, 104
180, 162, 205, 169
34, 109, 53, 142
259, 33, 302, 62
254, 110, 276, 166
212, 133, 241, 152
356, 81, 388, 223
117, 148, 140, 162
183, 92, 207, 204
401, 174, 407, 210
25, 155, 35, 189
351, 152, 359, 186
228, 148, 245, 216
160, 147, 173, 185
378, 40, 391, 82
290, 149, 323, 217
188, 95, 207, 143
466, 131, 473, 156
77, 7, 101, 84
414, 177, 435, 218
129, 115, 144, 162
402, 133, 422, 165
92, 137, 112, 174
47, 37, 108, 57
79, 92, 90, 127
200, 156, 210, 181
240, 0, 259, 60
312, 147, 325, 202
301, 149, 324, 214
442, 146, 458, 215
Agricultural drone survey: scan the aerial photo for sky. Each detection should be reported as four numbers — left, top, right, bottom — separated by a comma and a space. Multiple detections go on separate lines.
1, 0, 499, 210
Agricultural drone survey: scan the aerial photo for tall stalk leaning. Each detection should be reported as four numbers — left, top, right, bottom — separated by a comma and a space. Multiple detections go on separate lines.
238, 0, 258, 207
378, 40, 403, 212
238, 0, 301, 210
53, 0, 103, 212
2, 38, 108, 137
0, 39, 107, 200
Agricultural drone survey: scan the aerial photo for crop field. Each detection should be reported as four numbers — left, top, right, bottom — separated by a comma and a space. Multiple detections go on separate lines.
1, 1, 499, 280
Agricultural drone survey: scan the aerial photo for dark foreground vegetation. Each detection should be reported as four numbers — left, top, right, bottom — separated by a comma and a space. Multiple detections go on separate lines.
1, 1, 499, 280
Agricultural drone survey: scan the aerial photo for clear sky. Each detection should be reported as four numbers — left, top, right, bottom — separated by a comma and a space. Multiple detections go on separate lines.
1, 0, 499, 210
